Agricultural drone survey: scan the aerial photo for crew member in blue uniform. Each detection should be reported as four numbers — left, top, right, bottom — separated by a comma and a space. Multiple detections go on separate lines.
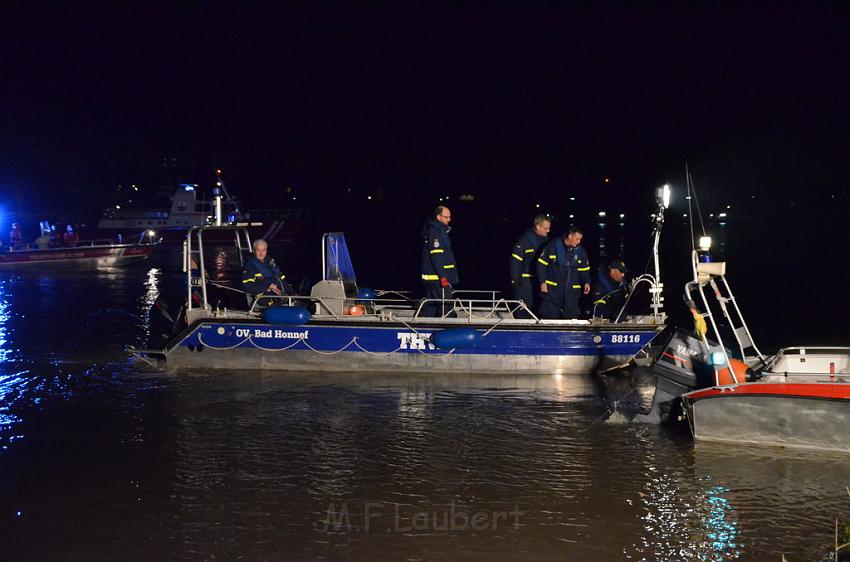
591, 259, 629, 321
510, 214, 551, 318
242, 238, 288, 307
536, 226, 591, 319
421, 205, 458, 317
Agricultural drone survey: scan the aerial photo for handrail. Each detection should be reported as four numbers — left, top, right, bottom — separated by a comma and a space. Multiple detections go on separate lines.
763, 371, 849, 379
241, 293, 540, 323
775, 347, 850, 353
612, 274, 657, 323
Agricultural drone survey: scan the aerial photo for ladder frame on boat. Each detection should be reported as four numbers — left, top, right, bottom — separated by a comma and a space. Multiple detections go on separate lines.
684, 252, 766, 385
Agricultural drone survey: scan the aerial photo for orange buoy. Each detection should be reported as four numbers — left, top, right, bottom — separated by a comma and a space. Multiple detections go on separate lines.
716, 358, 749, 385
346, 304, 367, 316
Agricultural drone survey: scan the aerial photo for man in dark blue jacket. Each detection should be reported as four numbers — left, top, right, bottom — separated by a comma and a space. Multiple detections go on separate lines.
591, 259, 629, 321
510, 214, 551, 318
536, 227, 591, 319
421, 205, 458, 317
242, 238, 288, 307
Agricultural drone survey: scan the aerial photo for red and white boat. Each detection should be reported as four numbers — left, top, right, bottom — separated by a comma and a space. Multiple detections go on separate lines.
677, 226, 850, 451
0, 234, 160, 268
683, 348, 850, 453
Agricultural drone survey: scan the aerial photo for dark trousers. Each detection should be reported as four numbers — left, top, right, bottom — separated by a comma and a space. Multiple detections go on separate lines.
422, 282, 454, 317
538, 287, 581, 319
512, 279, 535, 319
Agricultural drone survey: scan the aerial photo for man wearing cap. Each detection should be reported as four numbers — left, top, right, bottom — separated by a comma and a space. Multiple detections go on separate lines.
591, 259, 629, 321
509, 214, 551, 318
536, 226, 592, 319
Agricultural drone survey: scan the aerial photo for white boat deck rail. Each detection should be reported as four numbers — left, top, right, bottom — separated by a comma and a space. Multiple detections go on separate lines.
762, 346, 850, 377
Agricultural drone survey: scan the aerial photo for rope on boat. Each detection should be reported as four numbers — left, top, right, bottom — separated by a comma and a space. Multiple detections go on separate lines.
298, 337, 357, 355
248, 336, 306, 352
394, 317, 458, 355
207, 280, 247, 294
352, 338, 404, 356
481, 315, 510, 337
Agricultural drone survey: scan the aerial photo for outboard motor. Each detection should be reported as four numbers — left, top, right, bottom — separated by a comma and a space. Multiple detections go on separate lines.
597, 327, 723, 424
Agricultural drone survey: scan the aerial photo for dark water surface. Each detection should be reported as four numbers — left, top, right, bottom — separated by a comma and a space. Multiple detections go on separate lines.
1, 247, 849, 561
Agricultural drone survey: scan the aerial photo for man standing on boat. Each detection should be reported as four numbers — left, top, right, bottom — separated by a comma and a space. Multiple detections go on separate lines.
9, 223, 24, 250
242, 238, 288, 307
536, 227, 591, 319
510, 214, 551, 318
421, 205, 458, 317
591, 259, 629, 321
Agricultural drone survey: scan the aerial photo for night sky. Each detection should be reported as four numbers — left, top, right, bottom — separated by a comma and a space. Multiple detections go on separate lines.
2, 5, 848, 214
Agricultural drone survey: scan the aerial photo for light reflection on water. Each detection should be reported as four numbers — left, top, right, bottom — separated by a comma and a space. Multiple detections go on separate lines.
0, 247, 848, 561
0, 279, 10, 363
0, 371, 27, 449
137, 267, 161, 343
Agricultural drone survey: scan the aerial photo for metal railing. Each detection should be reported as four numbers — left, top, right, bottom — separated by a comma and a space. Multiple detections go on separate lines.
239, 292, 539, 324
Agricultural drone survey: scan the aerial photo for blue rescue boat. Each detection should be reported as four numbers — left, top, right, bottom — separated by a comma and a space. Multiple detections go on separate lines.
133, 191, 671, 376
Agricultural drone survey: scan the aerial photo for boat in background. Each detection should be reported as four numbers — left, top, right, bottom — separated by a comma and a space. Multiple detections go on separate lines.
0, 227, 161, 268
97, 170, 307, 242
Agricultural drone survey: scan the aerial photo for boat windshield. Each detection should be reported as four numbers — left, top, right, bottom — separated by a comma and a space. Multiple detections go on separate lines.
324, 233, 358, 295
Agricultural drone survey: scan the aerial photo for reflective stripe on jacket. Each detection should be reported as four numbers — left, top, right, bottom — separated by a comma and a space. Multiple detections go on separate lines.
535, 238, 590, 291
591, 268, 627, 320
242, 255, 286, 296
510, 228, 548, 283
421, 218, 459, 284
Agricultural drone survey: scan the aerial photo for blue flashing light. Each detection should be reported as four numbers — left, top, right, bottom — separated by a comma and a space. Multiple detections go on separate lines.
710, 351, 727, 366
180, 184, 195, 192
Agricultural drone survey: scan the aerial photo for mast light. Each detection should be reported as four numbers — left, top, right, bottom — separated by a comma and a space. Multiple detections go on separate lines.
656, 184, 671, 208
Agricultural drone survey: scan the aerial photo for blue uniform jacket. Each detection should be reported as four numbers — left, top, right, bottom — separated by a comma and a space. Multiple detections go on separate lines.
510, 228, 549, 283
421, 218, 459, 285
536, 238, 591, 293
591, 268, 627, 320
242, 255, 286, 296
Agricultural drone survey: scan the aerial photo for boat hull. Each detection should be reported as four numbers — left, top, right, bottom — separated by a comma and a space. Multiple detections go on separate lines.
683, 383, 850, 452
0, 243, 157, 267
161, 319, 661, 376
